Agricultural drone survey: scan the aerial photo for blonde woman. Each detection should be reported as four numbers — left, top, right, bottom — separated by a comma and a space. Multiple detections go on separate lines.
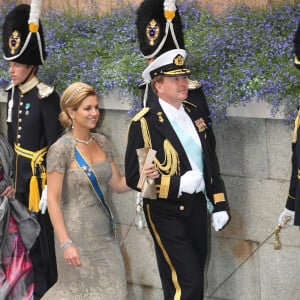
42, 82, 158, 299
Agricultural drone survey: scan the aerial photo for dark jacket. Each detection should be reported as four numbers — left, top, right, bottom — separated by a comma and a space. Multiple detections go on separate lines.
6, 76, 62, 195
125, 97, 227, 215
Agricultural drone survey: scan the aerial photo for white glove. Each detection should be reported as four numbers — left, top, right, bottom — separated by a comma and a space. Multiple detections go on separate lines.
278, 208, 295, 227
195, 172, 205, 193
39, 185, 48, 214
179, 170, 205, 196
212, 211, 229, 231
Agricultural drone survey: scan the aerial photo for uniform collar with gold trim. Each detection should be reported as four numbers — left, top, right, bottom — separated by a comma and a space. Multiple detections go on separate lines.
18, 76, 40, 94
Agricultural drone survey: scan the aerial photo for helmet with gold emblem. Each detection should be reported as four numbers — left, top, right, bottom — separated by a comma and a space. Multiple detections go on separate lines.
2, 0, 46, 66
136, 0, 185, 59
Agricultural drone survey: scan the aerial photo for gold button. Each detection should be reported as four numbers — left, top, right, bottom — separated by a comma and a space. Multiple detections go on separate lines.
179, 205, 184, 211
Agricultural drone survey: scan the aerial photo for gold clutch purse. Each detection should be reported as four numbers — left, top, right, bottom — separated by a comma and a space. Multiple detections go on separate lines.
136, 148, 157, 199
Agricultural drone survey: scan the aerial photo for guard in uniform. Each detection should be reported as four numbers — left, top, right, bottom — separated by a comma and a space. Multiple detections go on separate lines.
136, 0, 213, 137
2, 3, 61, 299
278, 20, 300, 226
125, 49, 229, 299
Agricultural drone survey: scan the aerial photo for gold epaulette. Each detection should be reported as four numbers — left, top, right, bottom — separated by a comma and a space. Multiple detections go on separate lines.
188, 79, 202, 90
37, 82, 55, 99
5, 82, 14, 91
132, 107, 150, 122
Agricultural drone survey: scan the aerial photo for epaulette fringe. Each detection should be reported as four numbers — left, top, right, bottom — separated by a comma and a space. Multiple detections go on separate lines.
37, 82, 54, 98
132, 107, 150, 122
188, 79, 201, 90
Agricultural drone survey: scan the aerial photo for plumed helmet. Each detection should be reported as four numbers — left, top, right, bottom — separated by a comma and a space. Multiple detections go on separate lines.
2, 2, 46, 65
136, 0, 185, 59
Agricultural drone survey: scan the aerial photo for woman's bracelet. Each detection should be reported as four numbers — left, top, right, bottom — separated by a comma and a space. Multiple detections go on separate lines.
60, 239, 73, 250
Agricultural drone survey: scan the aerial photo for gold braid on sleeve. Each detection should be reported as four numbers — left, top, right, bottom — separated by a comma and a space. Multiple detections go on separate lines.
140, 118, 179, 176
154, 139, 179, 176
140, 117, 152, 148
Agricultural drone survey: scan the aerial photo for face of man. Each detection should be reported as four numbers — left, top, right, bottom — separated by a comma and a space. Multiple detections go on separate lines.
8, 62, 34, 85
155, 75, 188, 108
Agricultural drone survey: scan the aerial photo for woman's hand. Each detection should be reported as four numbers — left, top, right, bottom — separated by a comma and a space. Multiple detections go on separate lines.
143, 163, 159, 179
1, 185, 14, 198
63, 245, 82, 267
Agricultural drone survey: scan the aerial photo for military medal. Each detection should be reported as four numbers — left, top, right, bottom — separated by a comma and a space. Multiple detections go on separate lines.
25, 103, 31, 115
194, 118, 207, 132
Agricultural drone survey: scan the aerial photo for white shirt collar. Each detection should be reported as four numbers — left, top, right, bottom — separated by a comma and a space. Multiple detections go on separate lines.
158, 98, 186, 120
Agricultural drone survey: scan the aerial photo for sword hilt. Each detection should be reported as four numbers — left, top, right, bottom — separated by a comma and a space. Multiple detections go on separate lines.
274, 216, 292, 250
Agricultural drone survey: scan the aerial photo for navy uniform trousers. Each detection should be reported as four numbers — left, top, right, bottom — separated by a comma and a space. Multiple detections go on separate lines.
144, 193, 208, 299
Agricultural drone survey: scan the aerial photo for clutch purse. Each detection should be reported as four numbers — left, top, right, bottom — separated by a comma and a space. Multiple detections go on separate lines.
136, 148, 157, 199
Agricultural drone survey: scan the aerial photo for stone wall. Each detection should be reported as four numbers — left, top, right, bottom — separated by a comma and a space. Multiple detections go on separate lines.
1, 92, 299, 299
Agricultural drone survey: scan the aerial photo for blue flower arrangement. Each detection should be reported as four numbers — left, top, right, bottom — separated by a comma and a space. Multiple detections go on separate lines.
0, 1, 299, 121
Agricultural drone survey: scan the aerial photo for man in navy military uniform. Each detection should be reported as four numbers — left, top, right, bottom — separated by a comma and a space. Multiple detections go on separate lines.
2, 3, 61, 299
278, 20, 300, 226
125, 49, 229, 299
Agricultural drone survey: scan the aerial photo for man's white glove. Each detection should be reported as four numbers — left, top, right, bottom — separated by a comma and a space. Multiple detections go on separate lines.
212, 211, 229, 231
39, 185, 48, 214
278, 208, 295, 227
179, 170, 205, 196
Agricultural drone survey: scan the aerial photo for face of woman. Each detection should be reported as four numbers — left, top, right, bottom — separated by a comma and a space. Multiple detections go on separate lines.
72, 95, 99, 130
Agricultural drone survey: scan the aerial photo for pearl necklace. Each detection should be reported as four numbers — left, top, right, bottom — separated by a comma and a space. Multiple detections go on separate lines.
74, 135, 94, 145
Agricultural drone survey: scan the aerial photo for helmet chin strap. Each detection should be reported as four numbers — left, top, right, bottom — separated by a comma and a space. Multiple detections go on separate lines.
20, 65, 36, 85
7, 65, 37, 123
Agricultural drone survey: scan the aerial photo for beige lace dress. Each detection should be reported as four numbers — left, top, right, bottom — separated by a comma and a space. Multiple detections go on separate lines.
42, 132, 127, 300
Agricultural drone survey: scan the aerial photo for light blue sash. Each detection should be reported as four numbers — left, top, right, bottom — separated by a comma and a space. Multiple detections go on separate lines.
168, 116, 214, 213
75, 147, 116, 235
169, 117, 203, 171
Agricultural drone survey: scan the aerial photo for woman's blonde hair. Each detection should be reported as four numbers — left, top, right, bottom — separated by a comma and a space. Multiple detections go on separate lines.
59, 82, 97, 129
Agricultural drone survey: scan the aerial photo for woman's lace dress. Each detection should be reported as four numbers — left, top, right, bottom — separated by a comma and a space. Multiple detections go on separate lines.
42, 132, 127, 300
